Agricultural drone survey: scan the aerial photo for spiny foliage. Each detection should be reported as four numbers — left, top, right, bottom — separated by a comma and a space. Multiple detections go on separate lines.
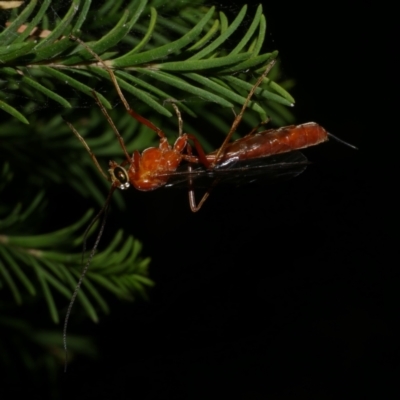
0, 0, 295, 392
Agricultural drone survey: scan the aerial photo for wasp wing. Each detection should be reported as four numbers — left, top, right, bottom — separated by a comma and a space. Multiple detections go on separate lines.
163, 151, 309, 189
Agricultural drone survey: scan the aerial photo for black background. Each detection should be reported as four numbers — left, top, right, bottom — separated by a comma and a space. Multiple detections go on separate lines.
22, 1, 399, 399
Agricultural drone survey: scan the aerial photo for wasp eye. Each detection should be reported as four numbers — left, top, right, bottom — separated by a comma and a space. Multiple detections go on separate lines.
111, 165, 130, 189
114, 166, 127, 184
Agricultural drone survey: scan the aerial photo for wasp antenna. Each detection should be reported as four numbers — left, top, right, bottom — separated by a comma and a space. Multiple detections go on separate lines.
327, 132, 358, 150
63, 187, 115, 372
81, 187, 115, 263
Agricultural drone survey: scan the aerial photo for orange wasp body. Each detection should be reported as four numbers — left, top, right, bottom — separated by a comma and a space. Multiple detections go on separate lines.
115, 121, 328, 192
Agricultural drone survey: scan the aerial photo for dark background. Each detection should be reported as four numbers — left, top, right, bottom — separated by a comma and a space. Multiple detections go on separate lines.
20, 1, 398, 399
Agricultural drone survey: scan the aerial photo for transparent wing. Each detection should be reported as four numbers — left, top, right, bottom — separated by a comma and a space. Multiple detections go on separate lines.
163, 151, 309, 188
